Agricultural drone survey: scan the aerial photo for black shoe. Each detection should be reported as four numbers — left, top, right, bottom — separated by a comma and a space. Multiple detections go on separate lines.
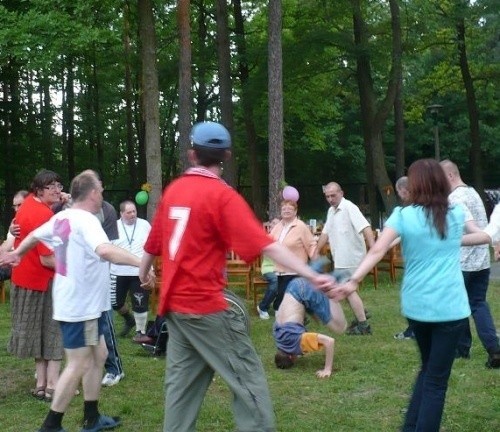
132, 331, 154, 344
347, 319, 358, 331
348, 310, 371, 331
486, 348, 500, 369
346, 323, 372, 335
394, 330, 414, 340
119, 321, 135, 337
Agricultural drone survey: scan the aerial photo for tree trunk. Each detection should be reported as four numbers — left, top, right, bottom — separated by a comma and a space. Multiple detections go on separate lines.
1, 75, 14, 231
195, 2, 208, 123
178, 0, 192, 172
351, 0, 400, 223
394, 71, 405, 178
268, 0, 284, 220
124, 0, 138, 190
65, 57, 76, 180
233, 0, 265, 218
40, 76, 53, 171
215, 0, 237, 187
138, 0, 162, 217
2, 67, 18, 217
456, 17, 484, 195
90, 52, 102, 179
26, 71, 37, 158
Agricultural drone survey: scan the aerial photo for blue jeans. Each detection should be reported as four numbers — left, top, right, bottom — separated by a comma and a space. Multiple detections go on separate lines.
258, 272, 278, 312
103, 309, 124, 376
286, 277, 331, 324
402, 318, 467, 432
457, 269, 499, 354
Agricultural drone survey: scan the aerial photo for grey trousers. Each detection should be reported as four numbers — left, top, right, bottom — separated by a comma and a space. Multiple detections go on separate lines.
164, 309, 276, 432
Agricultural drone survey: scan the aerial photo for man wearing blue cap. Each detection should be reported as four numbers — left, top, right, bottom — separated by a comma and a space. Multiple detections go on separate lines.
139, 121, 337, 432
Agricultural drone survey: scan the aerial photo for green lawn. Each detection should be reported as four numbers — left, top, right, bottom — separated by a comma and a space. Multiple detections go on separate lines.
0, 277, 498, 431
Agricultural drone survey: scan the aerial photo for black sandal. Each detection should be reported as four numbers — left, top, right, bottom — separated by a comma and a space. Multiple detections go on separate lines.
44, 388, 54, 402
30, 386, 46, 400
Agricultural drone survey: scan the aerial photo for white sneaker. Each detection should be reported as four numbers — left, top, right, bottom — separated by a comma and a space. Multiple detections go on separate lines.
257, 306, 270, 320
101, 372, 125, 387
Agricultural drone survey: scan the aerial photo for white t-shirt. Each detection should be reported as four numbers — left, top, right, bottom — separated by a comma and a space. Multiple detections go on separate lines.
110, 217, 151, 276
33, 208, 111, 322
485, 204, 500, 242
322, 198, 370, 269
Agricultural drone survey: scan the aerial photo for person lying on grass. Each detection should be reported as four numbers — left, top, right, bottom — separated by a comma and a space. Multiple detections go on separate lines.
273, 276, 347, 378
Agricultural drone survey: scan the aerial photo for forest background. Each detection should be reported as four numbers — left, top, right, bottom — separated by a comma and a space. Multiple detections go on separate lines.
0, 0, 499, 236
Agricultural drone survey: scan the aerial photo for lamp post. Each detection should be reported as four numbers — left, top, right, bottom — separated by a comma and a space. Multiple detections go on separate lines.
427, 104, 443, 161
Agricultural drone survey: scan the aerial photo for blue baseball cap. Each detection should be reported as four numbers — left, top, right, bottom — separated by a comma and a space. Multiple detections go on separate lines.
190, 121, 231, 149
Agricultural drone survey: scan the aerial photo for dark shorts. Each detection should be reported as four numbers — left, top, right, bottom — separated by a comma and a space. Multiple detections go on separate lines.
286, 277, 331, 324
59, 314, 105, 349
113, 275, 149, 313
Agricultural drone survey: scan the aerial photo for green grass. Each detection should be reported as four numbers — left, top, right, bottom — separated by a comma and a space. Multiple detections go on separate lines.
0, 277, 499, 431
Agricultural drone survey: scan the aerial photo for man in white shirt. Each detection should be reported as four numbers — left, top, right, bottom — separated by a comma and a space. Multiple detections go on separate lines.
313, 182, 374, 335
0, 169, 154, 432
110, 200, 152, 342
441, 160, 500, 368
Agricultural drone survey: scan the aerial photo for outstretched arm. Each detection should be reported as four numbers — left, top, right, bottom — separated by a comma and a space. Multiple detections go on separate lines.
324, 227, 398, 301
263, 242, 335, 291
0, 237, 15, 253
96, 243, 141, 266
316, 334, 334, 379
139, 251, 156, 286
97, 244, 155, 289
462, 208, 500, 246
0, 230, 41, 267
461, 231, 491, 246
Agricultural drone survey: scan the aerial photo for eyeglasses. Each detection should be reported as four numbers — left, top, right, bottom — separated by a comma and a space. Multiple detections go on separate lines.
44, 183, 64, 191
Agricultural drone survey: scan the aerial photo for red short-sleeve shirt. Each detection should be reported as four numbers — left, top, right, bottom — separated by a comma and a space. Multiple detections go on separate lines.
12, 194, 55, 291
145, 168, 273, 315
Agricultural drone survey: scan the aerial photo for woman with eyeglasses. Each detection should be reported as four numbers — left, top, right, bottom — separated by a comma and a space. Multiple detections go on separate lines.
8, 169, 65, 402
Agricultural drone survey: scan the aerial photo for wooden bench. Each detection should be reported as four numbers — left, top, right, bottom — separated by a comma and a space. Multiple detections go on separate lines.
226, 251, 252, 299
0, 280, 6, 303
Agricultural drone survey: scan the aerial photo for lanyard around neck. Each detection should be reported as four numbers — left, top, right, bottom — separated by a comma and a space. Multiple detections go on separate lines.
121, 219, 137, 247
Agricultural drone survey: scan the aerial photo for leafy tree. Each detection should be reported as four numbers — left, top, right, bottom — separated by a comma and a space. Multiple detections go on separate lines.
1, 0, 500, 234
232, 0, 265, 218
350, 0, 401, 220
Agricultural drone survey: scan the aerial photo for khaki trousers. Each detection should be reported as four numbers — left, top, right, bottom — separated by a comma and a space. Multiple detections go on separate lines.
164, 309, 276, 432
